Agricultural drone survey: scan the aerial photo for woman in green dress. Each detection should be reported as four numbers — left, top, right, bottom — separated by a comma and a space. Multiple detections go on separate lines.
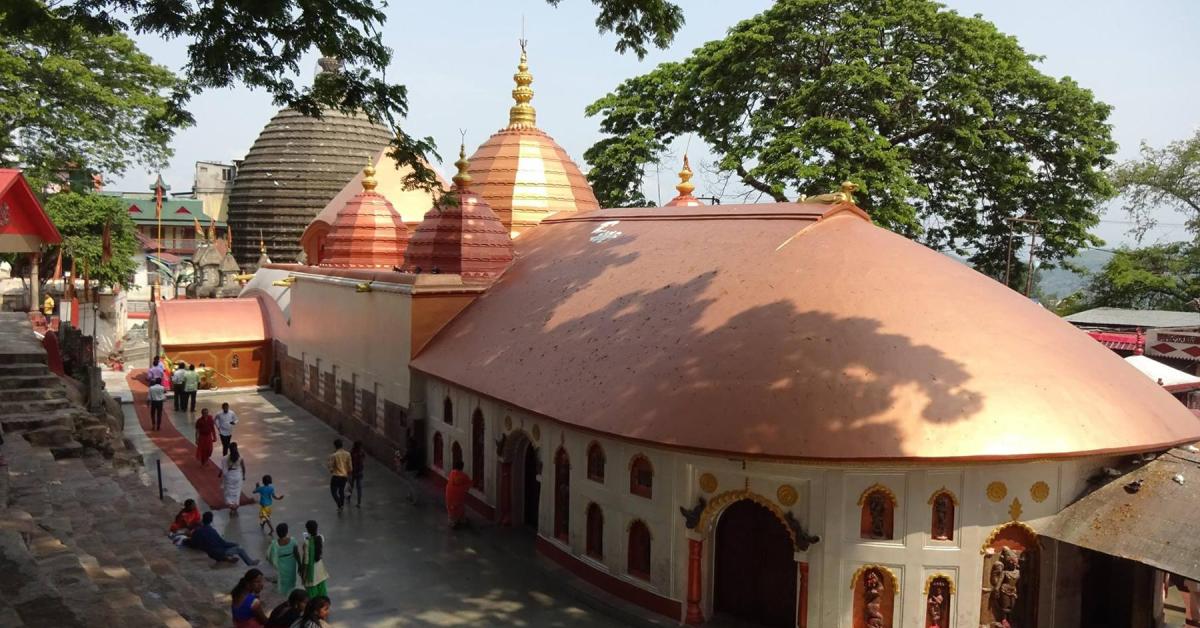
266, 522, 300, 594
299, 520, 329, 598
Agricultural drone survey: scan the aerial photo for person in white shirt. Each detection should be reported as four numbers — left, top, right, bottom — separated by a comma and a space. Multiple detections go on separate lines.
215, 402, 238, 457
147, 378, 166, 431
171, 365, 187, 411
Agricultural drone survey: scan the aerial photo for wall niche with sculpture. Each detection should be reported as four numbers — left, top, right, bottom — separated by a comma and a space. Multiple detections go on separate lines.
858, 484, 897, 540
924, 575, 953, 628
851, 565, 896, 628
928, 488, 957, 541
978, 522, 1039, 628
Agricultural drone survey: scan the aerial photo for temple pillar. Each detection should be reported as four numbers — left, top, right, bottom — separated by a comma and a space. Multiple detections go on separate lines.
499, 460, 513, 525
685, 531, 704, 625
29, 252, 39, 313
795, 551, 809, 628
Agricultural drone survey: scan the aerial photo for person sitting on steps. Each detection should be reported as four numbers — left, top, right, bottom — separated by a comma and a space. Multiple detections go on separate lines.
186, 511, 260, 566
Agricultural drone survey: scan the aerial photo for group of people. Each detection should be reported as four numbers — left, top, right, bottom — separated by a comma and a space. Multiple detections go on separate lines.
144, 356, 207, 430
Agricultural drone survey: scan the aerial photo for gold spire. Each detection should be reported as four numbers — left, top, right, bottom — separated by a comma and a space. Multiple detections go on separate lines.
453, 143, 472, 189
676, 154, 695, 197
507, 40, 536, 129
361, 160, 377, 192
259, 230, 266, 255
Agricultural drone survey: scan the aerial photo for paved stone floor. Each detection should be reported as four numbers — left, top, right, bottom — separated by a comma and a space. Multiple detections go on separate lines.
124, 390, 630, 627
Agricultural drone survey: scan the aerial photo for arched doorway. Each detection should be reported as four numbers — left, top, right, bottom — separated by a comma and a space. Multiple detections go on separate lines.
714, 499, 797, 627
498, 430, 541, 529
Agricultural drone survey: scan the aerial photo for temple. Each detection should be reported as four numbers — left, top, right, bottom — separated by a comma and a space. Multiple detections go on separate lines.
152, 44, 1200, 628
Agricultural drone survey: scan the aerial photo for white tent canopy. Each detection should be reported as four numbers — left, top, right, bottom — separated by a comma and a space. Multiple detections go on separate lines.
1124, 355, 1200, 389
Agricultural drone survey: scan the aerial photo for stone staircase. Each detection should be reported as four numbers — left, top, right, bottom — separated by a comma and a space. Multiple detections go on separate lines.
0, 313, 231, 626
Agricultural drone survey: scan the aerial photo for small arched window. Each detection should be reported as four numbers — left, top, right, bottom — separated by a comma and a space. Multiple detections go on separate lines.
929, 489, 957, 541
586, 503, 604, 559
554, 447, 570, 541
472, 409, 485, 489
443, 396, 453, 424
858, 484, 897, 540
630, 455, 653, 498
432, 432, 444, 469
451, 441, 463, 470
627, 520, 651, 580
587, 442, 605, 482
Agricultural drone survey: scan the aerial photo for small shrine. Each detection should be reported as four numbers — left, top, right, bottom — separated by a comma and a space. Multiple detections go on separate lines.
186, 222, 241, 298
0, 169, 62, 311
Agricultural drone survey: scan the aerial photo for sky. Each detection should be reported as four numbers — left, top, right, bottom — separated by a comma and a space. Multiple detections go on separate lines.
110, 0, 1200, 248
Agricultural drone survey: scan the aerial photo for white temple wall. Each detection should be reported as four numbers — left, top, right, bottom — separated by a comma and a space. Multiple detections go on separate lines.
290, 276, 413, 421
425, 378, 1123, 627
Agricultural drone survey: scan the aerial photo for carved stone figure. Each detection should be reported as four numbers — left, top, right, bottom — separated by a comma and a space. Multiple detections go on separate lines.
864, 569, 885, 628
186, 237, 242, 298
932, 493, 952, 540
678, 496, 706, 529
988, 547, 1021, 627
925, 578, 949, 628
868, 492, 887, 538
784, 510, 821, 550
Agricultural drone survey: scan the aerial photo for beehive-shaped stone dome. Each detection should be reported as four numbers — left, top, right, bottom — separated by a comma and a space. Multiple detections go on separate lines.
227, 106, 393, 267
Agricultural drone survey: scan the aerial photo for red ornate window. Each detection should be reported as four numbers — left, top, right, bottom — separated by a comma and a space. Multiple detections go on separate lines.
554, 447, 570, 542
586, 503, 604, 559
472, 409, 485, 489
627, 520, 651, 580
929, 489, 957, 541
451, 441, 463, 470
587, 441, 605, 482
443, 396, 453, 424
629, 455, 653, 499
858, 484, 897, 540
432, 432, 444, 469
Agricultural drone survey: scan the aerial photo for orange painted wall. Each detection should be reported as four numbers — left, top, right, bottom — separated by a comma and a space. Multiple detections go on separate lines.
164, 341, 271, 387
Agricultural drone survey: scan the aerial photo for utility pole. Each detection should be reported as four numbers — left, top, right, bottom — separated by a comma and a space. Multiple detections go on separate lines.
1003, 216, 1042, 296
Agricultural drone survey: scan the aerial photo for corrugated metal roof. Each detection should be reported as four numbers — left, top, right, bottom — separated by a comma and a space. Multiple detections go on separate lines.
1065, 307, 1200, 329
1037, 445, 1200, 580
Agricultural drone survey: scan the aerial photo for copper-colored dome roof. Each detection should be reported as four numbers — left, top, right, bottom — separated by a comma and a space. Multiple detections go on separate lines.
227, 108, 393, 266
412, 203, 1200, 461
318, 165, 410, 269
466, 45, 599, 236
404, 147, 513, 279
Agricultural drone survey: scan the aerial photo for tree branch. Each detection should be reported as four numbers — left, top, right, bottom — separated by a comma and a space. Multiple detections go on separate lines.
735, 163, 788, 202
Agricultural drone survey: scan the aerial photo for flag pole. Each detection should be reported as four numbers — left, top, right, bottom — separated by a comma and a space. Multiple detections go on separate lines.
155, 176, 163, 301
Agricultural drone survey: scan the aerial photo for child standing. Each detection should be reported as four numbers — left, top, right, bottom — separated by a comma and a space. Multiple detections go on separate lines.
253, 475, 285, 535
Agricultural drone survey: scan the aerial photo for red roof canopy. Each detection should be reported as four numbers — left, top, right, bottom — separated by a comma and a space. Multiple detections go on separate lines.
0, 169, 62, 252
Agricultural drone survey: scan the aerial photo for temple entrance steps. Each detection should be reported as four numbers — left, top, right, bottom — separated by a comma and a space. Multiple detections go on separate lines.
1, 437, 230, 626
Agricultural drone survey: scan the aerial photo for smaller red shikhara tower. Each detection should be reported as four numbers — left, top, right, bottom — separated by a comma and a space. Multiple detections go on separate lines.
318, 162, 411, 269
404, 144, 514, 280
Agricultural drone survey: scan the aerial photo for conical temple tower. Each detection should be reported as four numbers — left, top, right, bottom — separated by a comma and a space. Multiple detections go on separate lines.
467, 41, 599, 237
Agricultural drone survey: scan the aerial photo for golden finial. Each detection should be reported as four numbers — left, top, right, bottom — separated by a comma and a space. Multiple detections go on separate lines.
453, 133, 472, 189
362, 160, 378, 192
508, 39, 536, 128
259, 230, 266, 255
676, 154, 695, 197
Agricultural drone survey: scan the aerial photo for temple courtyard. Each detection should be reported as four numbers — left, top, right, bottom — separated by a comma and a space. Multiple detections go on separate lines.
123, 389, 644, 627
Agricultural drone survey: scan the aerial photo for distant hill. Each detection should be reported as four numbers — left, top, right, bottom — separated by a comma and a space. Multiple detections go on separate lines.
1036, 249, 1114, 299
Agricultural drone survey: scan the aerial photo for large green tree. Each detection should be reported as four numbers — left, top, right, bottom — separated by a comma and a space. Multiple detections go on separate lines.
1112, 130, 1200, 241
45, 193, 140, 290
584, 0, 1117, 281
1063, 242, 1200, 312
2, 0, 684, 192
0, 25, 185, 188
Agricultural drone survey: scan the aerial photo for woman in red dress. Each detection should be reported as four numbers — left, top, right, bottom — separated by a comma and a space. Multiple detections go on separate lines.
195, 408, 217, 465
445, 460, 472, 529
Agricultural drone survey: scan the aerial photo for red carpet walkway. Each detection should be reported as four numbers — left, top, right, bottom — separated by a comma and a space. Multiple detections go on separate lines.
126, 369, 254, 510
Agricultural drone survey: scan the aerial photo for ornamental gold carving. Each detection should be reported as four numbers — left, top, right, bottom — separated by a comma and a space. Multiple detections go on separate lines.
698, 473, 718, 494
986, 481, 1007, 502
777, 484, 798, 507
923, 573, 956, 595
696, 490, 800, 550
1030, 481, 1050, 503
1008, 497, 1022, 521
848, 563, 898, 590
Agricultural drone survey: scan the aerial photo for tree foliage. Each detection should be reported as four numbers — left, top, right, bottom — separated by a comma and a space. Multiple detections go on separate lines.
584, 0, 1117, 278
1, 0, 683, 193
0, 23, 186, 188
1112, 130, 1200, 241
45, 193, 139, 290
1065, 242, 1200, 313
